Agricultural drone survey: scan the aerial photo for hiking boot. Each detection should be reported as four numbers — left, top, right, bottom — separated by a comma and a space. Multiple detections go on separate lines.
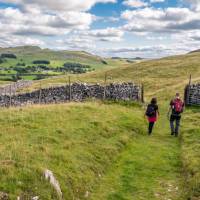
171, 132, 174, 136
175, 132, 179, 137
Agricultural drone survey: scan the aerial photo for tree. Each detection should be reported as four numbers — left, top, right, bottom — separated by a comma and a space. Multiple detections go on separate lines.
33, 60, 50, 65
1, 53, 17, 59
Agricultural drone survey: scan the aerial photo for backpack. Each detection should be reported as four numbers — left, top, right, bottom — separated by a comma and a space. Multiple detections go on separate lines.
173, 99, 183, 113
146, 104, 156, 117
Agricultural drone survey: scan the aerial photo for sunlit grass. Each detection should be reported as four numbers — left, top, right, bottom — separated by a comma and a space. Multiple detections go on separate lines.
0, 51, 200, 199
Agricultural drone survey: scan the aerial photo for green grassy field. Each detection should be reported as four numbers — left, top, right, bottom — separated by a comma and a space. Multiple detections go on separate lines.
0, 102, 145, 199
0, 51, 199, 199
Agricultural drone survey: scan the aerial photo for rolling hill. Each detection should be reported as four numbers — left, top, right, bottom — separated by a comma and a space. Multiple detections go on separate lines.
0, 46, 129, 82
24, 51, 200, 99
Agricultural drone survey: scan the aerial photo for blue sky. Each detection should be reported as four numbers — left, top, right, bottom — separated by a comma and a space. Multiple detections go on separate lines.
0, 0, 200, 58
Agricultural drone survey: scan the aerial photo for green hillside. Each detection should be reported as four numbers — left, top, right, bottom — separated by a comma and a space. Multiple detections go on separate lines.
0, 46, 128, 82
25, 51, 200, 97
0, 52, 199, 199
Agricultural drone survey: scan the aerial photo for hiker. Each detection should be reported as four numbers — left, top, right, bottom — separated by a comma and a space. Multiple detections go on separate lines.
145, 98, 159, 135
168, 93, 185, 137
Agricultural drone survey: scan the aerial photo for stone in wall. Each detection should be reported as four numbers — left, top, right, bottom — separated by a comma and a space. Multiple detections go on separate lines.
0, 80, 33, 95
186, 83, 200, 105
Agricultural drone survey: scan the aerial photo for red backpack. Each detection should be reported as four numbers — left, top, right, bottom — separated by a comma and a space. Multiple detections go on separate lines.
173, 99, 184, 113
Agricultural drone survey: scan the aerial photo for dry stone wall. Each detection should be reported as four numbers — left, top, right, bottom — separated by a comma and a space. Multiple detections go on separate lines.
0, 80, 33, 95
0, 82, 142, 107
185, 83, 200, 105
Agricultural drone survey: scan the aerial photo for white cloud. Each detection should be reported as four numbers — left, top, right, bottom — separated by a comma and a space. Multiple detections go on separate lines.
0, 0, 117, 12
102, 45, 173, 58
88, 28, 124, 41
50, 27, 124, 51
0, 33, 44, 47
184, 0, 200, 11
0, 7, 94, 37
123, 0, 148, 8
121, 7, 200, 34
150, 0, 164, 3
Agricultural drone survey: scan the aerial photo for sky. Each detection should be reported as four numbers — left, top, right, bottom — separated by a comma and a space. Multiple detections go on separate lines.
0, 0, 200, 58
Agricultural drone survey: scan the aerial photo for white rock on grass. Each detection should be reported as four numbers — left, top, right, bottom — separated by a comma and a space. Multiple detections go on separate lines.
44, 169, 62, 199
32, 196, 39, 200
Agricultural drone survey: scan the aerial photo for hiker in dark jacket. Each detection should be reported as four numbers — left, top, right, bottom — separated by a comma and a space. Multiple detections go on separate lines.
145, 98, 159, 135
168, 93, 184, 137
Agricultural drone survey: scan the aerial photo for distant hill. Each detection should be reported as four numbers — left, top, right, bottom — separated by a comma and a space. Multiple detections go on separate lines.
25, 51, 200, 97
0, 46, 102, 64
189, 49, 200, 54
111, 56, 144, 60
0, 46, 128, 82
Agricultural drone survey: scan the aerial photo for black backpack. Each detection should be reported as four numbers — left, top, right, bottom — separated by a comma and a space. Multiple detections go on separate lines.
146, 104, 156, 117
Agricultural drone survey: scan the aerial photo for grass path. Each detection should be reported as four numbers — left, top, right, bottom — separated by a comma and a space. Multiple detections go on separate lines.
90, 104, 184, 200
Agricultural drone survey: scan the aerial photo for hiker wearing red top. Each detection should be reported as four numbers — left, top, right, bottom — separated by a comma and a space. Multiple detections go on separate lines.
168, 93, 185, 137
145, 98, 159, 135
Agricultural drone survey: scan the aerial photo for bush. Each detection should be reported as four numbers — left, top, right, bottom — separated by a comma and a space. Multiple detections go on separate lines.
101, 60, 108, 65
1, 53, 17, 59
16, 62, 26, 66
12, 74, 22, 82
13, 67, 28, 73
37, 65, 50, 70
62, 62, 92, 74
33, 60, 50, 65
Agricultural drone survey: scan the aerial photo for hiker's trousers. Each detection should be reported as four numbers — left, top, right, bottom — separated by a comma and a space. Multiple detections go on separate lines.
170, 115, 181, 136
148, 122, 155, 134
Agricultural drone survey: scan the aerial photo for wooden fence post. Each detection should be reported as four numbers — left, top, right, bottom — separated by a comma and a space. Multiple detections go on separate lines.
189, 74, 192, 85
184, 85, 189, 106
185, 74, 192, 106
9, 84, 12, 107
104, 72, 107, 100
141, 83, 144, 103
69, 76, 71, 102
39, 82, 42, 104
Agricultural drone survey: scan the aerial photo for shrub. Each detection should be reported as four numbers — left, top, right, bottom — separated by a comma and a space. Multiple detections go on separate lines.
13, 67, 28, 73
16, 62, 26, 66
1, 53, 17, 59
12, 74, 22, 82
101, 60, 108, 65
62, 62, 92, 74
33, 60, 50, 65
